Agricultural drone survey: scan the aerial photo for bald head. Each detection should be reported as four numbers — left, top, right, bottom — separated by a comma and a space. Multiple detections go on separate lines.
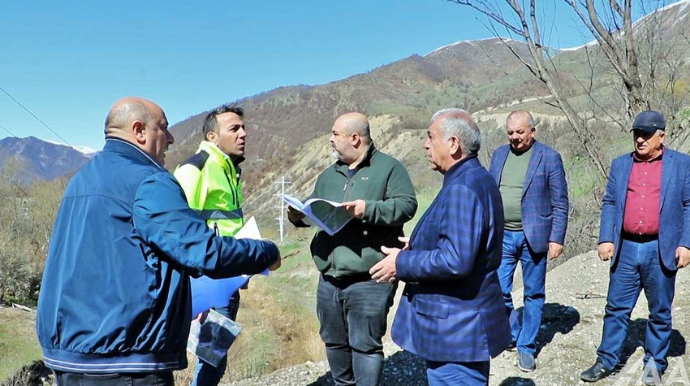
506, 110, 534, 128
104, 97, 173, 166
334, 112, 371, 140
105, 97, 158, 137
330, 112, 372, 167
505, 110, 536, 152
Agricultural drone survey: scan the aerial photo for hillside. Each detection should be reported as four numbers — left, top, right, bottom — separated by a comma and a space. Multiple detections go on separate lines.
0, 137, 91, 183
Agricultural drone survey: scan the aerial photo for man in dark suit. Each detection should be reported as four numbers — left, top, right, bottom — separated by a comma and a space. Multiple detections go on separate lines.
488, 110, 569, 372
580, 110, 690, 386
371, 108, 510, 385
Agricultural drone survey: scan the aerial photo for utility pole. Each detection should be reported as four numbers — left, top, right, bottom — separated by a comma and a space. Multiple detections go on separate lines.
274, 176, 292, 243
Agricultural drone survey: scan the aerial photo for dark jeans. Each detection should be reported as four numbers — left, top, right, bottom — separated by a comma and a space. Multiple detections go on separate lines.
426, 360, 490, 386
597, 239, 675, 372
497, 229, 547, 355
54, 371, 174, 386
317, 274, 396, 386
192, 290, 241, 386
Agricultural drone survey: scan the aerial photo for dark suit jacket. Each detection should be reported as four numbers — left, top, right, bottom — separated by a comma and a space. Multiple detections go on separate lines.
489, 141, 569, 253
391, 156, 510, 362
599, 148, 690, 270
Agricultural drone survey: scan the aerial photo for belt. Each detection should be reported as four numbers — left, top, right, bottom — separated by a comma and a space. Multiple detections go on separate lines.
622, 232, 658, 243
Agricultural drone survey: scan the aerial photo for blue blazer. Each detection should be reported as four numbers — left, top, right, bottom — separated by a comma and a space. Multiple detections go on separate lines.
599, 148, 690, 270
392, 156, 510, 363
489, 141, 569, 253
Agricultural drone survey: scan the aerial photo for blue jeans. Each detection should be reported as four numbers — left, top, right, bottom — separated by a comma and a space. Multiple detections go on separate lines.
597, 239, 675, 372
426, 360, 490, 386
192, 290, 241, 386
497, 229, 547, 355
317, 274, 396, 386
54, 371, 173, 386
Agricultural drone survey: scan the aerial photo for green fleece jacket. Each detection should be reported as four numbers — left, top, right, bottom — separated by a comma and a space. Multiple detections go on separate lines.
305, 144, 417, 278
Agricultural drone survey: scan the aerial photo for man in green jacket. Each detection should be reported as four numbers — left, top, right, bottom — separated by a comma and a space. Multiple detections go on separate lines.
174, 104, 248, 386
288, 112, 417, 386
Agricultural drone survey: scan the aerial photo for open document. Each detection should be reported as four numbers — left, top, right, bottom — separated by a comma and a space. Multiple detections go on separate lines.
190, 216, 266, 317
187, 309, 242, 367
279, 194, 353, 236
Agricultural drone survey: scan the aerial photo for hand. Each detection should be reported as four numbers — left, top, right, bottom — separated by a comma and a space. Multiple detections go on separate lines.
676, 246, 690, 269
287, 206, 305, 222
195, 310, 209, 323
267, 242, 282, 271
370, 246, 400, 283
269, 255, 282, 271
399, 236, 410, 250
341, 200, 366, 219
598, 242, 614, 261
548, 242, 563, 260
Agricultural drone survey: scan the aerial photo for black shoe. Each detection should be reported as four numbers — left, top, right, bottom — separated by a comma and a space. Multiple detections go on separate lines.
507, 342, 517, 352
641, 366, 663, 386
580, 358, 612, 382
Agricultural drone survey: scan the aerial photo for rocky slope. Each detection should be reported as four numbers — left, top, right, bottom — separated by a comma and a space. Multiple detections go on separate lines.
226, 250, 690, 386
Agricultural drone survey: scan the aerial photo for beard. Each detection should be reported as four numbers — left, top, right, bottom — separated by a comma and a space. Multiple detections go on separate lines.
331, 150, 344, 161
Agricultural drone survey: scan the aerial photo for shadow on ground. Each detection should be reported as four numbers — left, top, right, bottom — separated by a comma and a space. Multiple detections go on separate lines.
309, 303, 581, 386
497, 377, 537, 386
615, 318, 686, 369
308, 350, 426, 386
511, 302, 581, 356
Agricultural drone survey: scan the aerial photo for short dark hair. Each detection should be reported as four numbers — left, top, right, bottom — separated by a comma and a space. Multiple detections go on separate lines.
202, 105, 244, 138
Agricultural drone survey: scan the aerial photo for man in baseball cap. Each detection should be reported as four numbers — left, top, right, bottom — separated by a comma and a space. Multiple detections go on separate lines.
581, 109, 690, 386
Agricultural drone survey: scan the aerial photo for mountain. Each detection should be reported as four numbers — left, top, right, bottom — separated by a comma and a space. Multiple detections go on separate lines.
0, 136, 92, 183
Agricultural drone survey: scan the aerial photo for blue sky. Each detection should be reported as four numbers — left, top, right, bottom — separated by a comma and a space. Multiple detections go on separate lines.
0, 0, 613, 150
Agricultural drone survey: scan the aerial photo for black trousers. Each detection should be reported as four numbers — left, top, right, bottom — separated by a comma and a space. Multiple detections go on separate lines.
54, 371, 174, 386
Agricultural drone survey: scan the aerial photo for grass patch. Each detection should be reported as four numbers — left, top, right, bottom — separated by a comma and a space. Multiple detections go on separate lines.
0, 308, 42, 381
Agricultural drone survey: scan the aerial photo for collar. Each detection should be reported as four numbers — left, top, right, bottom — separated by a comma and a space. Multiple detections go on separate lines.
632, 146, 664, 163
443, 155, 478, 187
104, 137, 165, 170
335, 143, 377, 173
198, 141, 244, 170
509, 140, 537, 156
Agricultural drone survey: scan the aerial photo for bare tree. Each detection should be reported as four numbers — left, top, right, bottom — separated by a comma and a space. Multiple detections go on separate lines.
445, 0, 687, 181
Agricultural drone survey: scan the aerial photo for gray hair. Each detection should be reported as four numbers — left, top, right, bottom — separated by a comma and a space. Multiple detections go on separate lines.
431, 108, 481, 156
506, 110, 535, 128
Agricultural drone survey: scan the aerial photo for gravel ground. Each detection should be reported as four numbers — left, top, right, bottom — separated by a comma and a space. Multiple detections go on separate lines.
226, 250, 690, 386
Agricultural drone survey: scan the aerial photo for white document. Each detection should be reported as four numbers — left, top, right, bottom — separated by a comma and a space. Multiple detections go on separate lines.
279, 194, 353, 236
234, 216, 261, 240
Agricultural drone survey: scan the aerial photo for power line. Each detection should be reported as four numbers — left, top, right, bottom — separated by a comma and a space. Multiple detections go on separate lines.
0, 123, 17, 138
0, 85, 71, 145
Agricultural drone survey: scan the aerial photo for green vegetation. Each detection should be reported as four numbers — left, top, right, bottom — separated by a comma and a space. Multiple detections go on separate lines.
0, 308, 43, 381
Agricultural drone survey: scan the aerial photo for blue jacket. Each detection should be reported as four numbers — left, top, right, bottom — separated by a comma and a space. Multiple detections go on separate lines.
599, 148, 690, 270
489, 141, 569, 253
36, 138, 279, 373
392, 156, 510, 362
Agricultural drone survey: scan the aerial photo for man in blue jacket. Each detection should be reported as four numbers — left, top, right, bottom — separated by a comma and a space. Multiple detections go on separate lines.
36, 97, 281, 386
488, 110, 569, 372
580, 110, 690, 386
371, 108, 510, 386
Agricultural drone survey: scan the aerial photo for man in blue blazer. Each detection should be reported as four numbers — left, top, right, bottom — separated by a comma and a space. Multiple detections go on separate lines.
581, 110, 690, 386
488, 110, 569, 372
371, 108, 510, 385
